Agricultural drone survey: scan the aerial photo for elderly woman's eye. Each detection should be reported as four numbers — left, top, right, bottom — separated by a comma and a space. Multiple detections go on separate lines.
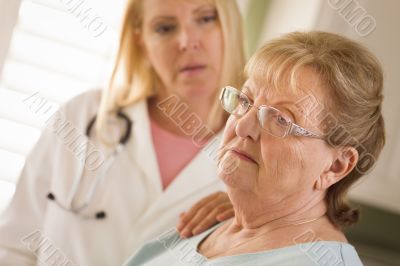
238, 95, 249, 107
276, 115, 290, 126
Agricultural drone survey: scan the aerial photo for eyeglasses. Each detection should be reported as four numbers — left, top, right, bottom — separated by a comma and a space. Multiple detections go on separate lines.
219, 86, 322, 139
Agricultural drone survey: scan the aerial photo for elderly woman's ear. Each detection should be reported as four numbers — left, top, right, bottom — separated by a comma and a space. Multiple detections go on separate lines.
315, 147, 359, 191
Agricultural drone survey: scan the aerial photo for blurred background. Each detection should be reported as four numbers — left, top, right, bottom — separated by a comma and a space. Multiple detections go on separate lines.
0, 0, 399, 265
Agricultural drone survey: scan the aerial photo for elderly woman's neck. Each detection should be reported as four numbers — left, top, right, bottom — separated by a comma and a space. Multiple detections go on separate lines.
229, 191, 327, 230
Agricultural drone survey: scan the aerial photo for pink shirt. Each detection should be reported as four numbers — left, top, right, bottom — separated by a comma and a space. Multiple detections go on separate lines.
150, 119, 202, 190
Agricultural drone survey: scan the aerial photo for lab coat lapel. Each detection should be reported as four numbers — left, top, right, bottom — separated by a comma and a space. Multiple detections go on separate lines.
145, 132, 224, 213
124, 100, 163, 196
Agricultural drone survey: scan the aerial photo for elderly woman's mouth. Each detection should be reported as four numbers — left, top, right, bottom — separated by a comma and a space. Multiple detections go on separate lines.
229, 149, 258, 165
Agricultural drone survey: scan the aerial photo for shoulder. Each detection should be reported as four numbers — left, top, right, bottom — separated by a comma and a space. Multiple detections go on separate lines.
124, 228, 199, 266
48, 89, 102, 131
293, 241, 363, 266
212, 241, 362, 266
62, 89, 102, 116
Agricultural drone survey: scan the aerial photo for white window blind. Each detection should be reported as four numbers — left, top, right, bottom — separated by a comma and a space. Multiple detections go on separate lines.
0, 0, 125, 211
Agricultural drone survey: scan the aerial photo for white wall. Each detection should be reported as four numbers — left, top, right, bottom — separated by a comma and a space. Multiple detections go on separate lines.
259, 0, 322, 47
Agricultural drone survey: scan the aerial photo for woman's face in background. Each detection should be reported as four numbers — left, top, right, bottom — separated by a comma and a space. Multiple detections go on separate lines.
140, 0, 224, 104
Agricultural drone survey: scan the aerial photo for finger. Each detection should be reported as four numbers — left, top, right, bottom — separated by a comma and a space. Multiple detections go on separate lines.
195, 203, 231, 229
191, 211, 220, 235
212, 202, 233, 219
181, 192, 220, 224
178, 192, 226, 237
190, 202, 232, 235
176, 212, 187, 232
216, 208, 235, 221
180, 208, 212, 237
180, 203, 218, 238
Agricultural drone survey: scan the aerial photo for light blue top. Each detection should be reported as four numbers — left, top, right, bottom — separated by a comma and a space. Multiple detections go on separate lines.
123, 223, 363, 266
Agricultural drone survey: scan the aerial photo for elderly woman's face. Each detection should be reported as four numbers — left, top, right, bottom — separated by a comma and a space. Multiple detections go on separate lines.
140, 0, 223, 101
218, 67, 337, 202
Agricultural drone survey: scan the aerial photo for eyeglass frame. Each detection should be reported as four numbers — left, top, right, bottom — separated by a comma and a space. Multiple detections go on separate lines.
219, 86, 323, 139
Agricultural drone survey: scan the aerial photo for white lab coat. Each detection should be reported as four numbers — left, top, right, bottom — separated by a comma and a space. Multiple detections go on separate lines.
0, 90, 225, 266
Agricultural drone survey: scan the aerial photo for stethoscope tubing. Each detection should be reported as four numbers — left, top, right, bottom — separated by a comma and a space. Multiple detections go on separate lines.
47, 110, 132, 219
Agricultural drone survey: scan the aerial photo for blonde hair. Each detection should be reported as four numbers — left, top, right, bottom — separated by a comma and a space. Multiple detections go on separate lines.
245, 31, 385, 227
96, 0, 245, 135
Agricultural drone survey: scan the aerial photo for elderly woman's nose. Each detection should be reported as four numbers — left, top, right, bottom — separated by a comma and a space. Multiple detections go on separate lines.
234, 109, 260, 141
178, 26, 200, 51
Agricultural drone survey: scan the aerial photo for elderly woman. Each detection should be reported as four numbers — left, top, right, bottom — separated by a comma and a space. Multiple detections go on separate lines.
124, 31, 385, 266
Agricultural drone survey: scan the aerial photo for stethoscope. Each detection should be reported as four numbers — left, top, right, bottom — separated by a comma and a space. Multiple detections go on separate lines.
47, 111, 132, 220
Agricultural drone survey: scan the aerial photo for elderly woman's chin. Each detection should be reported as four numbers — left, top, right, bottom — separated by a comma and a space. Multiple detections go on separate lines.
217, 151, 258, 191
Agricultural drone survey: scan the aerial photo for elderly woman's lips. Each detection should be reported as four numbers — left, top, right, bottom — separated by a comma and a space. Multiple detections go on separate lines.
230, 149, 258, 164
